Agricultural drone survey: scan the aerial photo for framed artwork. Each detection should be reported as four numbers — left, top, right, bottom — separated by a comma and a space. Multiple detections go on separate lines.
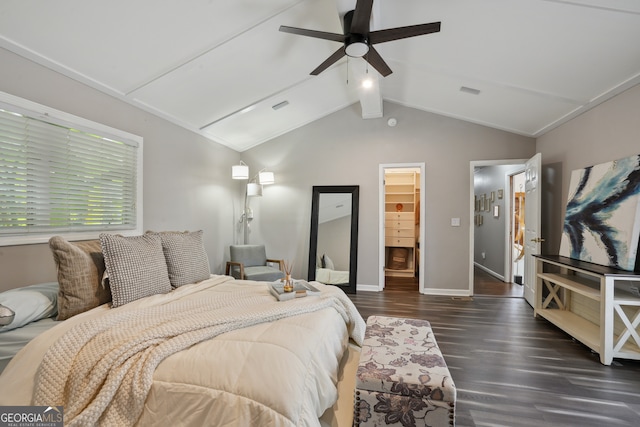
490, 191, 495, 202
493, 205, 499, 218
559, 154, 640, 271
497, 189, 504, 199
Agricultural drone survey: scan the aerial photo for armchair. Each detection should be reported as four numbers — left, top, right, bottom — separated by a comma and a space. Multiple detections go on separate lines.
225, 245, 285, 282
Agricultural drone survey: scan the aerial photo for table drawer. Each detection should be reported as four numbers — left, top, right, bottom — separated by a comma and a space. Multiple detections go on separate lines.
385, 237, 415, 247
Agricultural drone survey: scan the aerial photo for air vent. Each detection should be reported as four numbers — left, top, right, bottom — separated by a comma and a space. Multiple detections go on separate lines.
272, 100, 289, 110
460, 86, 481, 95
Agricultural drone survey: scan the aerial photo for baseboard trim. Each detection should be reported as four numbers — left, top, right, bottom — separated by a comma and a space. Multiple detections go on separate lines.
422, 288, 471, 297
474, 262, 505, 282
357, 284, 380, 292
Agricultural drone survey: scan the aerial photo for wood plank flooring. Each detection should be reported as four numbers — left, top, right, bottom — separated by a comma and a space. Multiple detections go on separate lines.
348, 281, 640, 426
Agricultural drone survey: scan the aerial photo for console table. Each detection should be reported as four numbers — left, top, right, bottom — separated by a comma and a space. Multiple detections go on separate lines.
534, 254, 640, 365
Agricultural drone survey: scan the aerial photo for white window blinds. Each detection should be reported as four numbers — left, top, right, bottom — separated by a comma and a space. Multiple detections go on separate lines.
0, 95, 142, 244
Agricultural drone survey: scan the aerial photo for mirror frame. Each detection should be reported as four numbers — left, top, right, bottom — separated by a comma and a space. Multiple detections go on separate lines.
308, 185, 359, 294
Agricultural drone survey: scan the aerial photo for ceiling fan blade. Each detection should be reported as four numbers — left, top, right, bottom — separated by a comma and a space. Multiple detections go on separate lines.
364, 46, 392, 77
279, 25, 346, 43
310, 47, 347, 75
369, 22, 441, 45
350, 0, 374, 34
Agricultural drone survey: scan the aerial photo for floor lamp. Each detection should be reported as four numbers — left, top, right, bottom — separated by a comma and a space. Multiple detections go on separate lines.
232, 161, 275, 244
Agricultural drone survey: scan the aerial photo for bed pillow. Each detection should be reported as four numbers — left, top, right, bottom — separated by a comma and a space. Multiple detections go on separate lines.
146, 230, 211, 288
322, 254, 335, 270
100, 233, 172, 307
49, 236, 112, 320
0, 282, 58, 332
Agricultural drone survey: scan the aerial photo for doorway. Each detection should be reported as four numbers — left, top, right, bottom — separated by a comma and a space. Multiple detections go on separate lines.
470, 160, 526, 297
378, 163, 425, 293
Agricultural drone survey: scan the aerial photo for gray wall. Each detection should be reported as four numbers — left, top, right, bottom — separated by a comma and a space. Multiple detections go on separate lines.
0, 47, 240, 291
9, 43, 634, 295
536, 83, 640, 255
243, 102, 536, 292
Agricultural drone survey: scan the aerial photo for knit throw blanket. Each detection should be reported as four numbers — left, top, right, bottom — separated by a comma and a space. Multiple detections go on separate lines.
33, 286, 365, 426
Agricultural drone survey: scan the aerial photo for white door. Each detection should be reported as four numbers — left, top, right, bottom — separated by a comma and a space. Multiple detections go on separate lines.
524, 153, 542, 306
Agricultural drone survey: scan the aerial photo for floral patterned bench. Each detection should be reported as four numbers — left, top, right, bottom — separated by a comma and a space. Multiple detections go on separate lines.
354, 316, 456, 427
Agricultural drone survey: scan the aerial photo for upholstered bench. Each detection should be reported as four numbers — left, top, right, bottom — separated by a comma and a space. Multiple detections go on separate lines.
354, 316, 456, 427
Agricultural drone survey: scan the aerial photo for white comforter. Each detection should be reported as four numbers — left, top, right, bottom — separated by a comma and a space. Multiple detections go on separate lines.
0, 275, 365, 427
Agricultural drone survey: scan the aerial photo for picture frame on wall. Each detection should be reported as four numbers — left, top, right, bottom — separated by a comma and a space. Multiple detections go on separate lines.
497, 189, 504, 199
494, 205, 499, 218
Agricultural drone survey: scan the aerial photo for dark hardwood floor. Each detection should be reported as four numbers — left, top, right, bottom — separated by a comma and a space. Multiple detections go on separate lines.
349, 278, 640, 426
474, 267, 524, 298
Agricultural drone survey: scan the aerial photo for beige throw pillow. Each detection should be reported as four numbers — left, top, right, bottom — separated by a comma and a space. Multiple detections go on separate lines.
49, 236, 112, 320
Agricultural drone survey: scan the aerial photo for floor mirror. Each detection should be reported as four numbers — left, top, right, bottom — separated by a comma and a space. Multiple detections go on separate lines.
308, 185, 359, 294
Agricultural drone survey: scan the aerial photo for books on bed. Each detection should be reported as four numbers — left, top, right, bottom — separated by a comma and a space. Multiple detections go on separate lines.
270, 280, 320, 301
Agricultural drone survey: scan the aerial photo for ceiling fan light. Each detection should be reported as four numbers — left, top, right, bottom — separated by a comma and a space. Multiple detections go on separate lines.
345, 42, 369, 58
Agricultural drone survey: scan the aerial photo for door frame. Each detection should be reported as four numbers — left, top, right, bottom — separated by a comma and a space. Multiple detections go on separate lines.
469, 159, 527, 295
378, 162, 426, 293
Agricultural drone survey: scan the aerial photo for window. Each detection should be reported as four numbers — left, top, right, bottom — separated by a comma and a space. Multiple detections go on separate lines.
0, 92, 143, 246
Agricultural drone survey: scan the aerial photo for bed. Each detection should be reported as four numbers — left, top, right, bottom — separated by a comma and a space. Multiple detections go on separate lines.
315, 254, 350, 286
0, 232, 365, 427
315, 267, 350, 286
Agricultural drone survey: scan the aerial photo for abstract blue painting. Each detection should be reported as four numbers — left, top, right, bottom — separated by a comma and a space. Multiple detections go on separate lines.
560, 154, 640, 271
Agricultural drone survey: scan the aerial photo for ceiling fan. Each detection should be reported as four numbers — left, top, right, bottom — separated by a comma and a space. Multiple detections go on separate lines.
279, 0, 441, 77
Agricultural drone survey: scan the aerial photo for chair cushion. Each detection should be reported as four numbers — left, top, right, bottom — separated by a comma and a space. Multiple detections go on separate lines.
243, 266, 285, 282
230, 245, 267, 267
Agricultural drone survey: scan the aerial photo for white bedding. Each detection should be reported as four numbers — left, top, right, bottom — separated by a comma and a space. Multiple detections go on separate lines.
0, 275, 365, 427
316, 268, 350, 285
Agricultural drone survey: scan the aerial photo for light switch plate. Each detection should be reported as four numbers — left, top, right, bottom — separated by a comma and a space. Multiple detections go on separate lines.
451, 217, 461, 227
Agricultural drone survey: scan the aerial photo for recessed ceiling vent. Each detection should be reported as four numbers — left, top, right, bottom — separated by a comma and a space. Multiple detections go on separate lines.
272, 100, 289, 110
460, 86, 481, 95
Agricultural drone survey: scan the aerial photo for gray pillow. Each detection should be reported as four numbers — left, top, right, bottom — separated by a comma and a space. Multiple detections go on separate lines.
0, 304, 15, 326
147, 230, 211, 288
99, 233, 172, 307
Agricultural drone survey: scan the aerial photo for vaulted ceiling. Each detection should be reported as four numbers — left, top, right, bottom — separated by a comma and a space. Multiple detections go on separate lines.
1, 0, 639, 152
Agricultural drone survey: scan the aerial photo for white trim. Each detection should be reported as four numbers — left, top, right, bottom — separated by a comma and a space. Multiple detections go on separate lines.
422, 288, 471, 297
379, 162, 426, 293
474, 262, 505, 282
357, 284, 381, 292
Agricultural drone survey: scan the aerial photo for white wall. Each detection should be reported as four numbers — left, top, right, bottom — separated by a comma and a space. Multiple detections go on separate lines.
536, 83, 640, 255
242, 101, 536, 293
0, 47, 240, 291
